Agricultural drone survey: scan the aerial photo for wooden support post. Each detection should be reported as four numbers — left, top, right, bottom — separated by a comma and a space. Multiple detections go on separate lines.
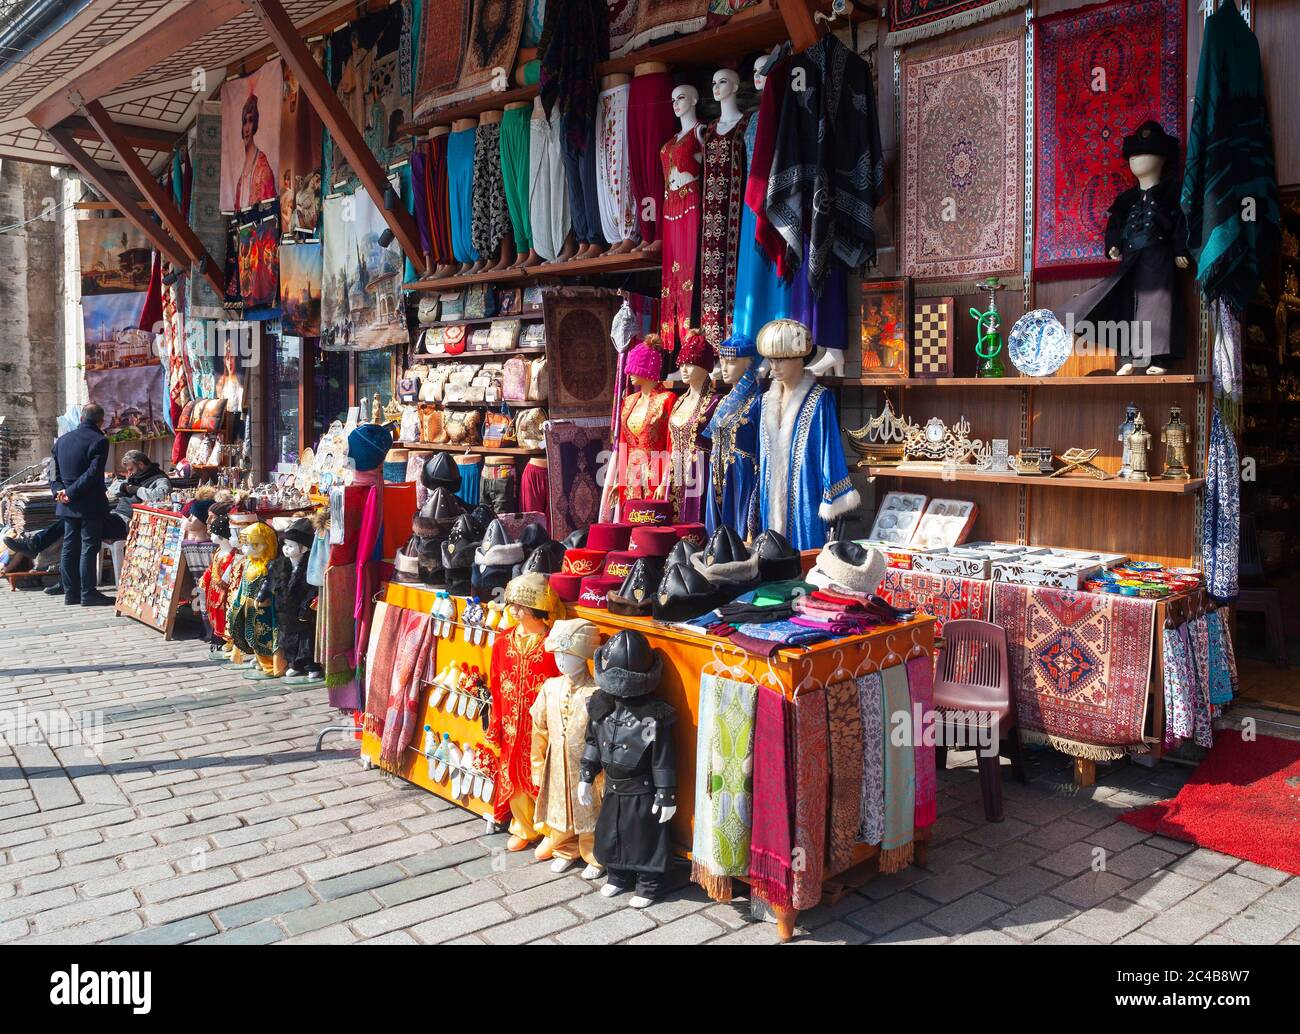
45, 126, 191, 271
775, 0, 823, 52
1073, 758, 1096, 788
245, 0, 427, 276
78, 100, 225, 297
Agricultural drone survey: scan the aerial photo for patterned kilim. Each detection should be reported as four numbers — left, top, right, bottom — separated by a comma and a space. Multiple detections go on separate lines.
993, 583, 1155, 760
1033, 0, 1185, 280
544, 418, 610, 542
543, 289, 623, 419
901, 36, 1023, 285
415, 0, 468, 105
911, 298, 954, 377
627, 0, 709, 52
456, 0, 526, 99
879, 569, 992, 635
887, 0, 1029, 45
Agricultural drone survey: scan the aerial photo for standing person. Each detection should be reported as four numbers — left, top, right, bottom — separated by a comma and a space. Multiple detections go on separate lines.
51, 404, 111, 606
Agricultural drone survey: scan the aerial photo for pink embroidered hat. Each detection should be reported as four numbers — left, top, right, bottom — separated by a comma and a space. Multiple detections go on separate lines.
625, 340, 664, 381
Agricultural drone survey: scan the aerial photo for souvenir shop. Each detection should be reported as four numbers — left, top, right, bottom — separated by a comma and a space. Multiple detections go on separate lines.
7, 0, 1292, 934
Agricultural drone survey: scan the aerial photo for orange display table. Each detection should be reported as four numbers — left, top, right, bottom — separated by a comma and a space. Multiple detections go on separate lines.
362, 581, 936, 939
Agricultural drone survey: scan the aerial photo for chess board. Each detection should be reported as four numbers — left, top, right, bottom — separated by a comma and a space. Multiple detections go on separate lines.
912, 298, 955, 377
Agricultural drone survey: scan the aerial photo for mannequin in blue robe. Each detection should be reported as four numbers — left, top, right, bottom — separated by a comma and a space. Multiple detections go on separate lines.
700, 335, 762, 541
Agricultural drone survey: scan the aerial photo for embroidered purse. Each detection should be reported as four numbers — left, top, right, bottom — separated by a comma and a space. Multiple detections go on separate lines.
502, 356, 528, 402
439, 290, 466, 321
526, 357, 548, 402
418, 403, 446, 444
489, 319, 521, 352
497, 288, 522, 316
522, 285, 544, 314
419, 327, 445, 356
520, 323, 545, 350
464, 284, 496, 320
443, 409, 482, 446
397, 376, 421, 404
482, 404, 515, 448
416, 296, 441, 326
469, 328, 492, 352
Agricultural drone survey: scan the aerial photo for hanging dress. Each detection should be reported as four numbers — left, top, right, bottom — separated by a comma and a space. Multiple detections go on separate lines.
699, 113, 751, 349
665, 383, 720, 523
659, 129, 703, 353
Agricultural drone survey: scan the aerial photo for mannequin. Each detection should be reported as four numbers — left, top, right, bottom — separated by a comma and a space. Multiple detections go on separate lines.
427, 125, 458, 279
664, 329, 719, 523
270, 519, 322, 683
227, 522, 284, 679
500, 100, 540, 270
659, 85, 704, 353
200, 513, 239, 660
449, 117, 482, 274
611, 338, 676, 516
597, 72, 638, 255
700, 333, 762, 540
487, 573, 561, 851
530, 618, 604, 877
757, 320, 860, 550
700, 69, 751, 350
1058, 121, 1191, 376
472, 109, 514, 272
578, 629, 677, 909
628, 61, 675, 253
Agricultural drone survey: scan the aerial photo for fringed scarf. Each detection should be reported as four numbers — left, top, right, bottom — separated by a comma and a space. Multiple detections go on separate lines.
710, 676, 758, 880
748, 688, 792, 909
1207, 609, 1237, 707
908, 655, 937, 829
380, 610, 435, 769
879, 664, 916, 874
791, 688, 828, 911
362, 601, 400, 735
322, 562, 360, 710
1202, 407, 1240, 603
691, 673, 729, 900
857, 672, 885, 845
825, 678, 863, 875
1162, 622, 1198, 748
1186, 623, 1214, 750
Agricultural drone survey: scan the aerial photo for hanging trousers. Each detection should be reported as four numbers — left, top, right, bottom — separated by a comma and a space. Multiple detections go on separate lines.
446, 128, 479, 264
560, 112, 605, 247
626, 72, 676, 246
499, 106, 533, 253
529, 106, 571, 262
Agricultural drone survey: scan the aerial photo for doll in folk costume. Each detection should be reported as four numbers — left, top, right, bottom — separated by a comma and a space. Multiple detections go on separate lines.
488, 573, 561, 850
700, 333, 762, 541
530, 618, 604, 877
269, 518, 322, 684
200, 511, 239, 661
226, 521, 284, 679
578, 629, 678, 909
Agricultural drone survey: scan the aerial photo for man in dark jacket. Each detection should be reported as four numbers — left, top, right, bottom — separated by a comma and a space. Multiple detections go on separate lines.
51, 404, 112, 606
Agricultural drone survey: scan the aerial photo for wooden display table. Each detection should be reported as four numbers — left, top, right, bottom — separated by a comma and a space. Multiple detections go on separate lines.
363, 581, 937, 939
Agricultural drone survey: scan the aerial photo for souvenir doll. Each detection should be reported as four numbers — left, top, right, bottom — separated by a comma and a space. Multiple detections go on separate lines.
270, 518, 322, 683
487, 573, 561, 850
578, 629, 677, 908
200, 512, 238, 660
227, 521, 283, 679
664, 329, 719, 523
757, 319, 859, 550
700, 333, 762, 540
1058, 121, 1191, 374
610, 339, 676, 517
530, 618, 604, 876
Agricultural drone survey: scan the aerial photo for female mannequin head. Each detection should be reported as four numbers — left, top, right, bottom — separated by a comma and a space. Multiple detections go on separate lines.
712, 69, 739, 105
720, 355, 752, 385
679, 364, 709, 391
671, 84, 699, 122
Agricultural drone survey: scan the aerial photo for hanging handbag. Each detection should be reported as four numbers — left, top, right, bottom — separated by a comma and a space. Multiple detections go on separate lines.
526, 356, 548, 402
482, 403, 515, 448
419, 327, 445, 356
416, 296, 441, 326
419, 402, 447, 444
464, 284, 496, 320
443, 325, 467, 355
439, 290, 466, 321
514, 407, 546, 451
488, 319, 521, 352
399, 405, 421, 444
443, 409, 482, 446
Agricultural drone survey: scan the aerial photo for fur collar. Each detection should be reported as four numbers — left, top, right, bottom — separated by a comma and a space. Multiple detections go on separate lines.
762, 370, 817, 537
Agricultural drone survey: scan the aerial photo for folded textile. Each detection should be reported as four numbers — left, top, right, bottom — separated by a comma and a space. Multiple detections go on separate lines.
791, 688, 828, 910
826, 678, 863, 874
907, 655, 936, 829
857, 672, 885, 845
717, 602, 796, 624
879, 663, 916, 873
789, 614, 875, 636
749, 688, 793, 908
734, 619, 830, 646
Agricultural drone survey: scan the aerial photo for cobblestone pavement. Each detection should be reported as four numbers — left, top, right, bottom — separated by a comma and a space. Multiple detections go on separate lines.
2, 588, 1299, 946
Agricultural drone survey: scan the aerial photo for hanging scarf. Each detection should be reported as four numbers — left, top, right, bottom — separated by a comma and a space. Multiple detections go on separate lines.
856, 672, 885, 845
361, 601, 401, 735
691, 673, 729, 900
321, 562, 359, 710
1185, 622, 1214, 750
748, 687, 793, 908
350, 470, 385, 675
710, 676, 758, 879
790, 689, 828, 911
1161, 622, 1197, 748
1213, 300, 1243, 425
1207, 609, 1237, 706
879, 663, 916, 874
745, 45, 793, 277
1182, 0, 1280, 317
825, 678, 863, 874
1202, 407, 1240, 602
380, 610, 434, 769
907, 655, 936, 830
765, 34, 884, 295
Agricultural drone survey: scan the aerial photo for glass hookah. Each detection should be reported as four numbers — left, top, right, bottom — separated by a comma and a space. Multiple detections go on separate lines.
970, 277, 1006, 378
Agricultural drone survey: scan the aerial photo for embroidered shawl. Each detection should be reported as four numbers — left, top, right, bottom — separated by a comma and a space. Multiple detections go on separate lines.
791, 688, 828, 910
857, 672, 885, 845
748, 687, 793, 908
691, 673, 729, 899
380, 610, 434, 768
362, 600, 401, 735
711, 676, 758, 879
700, 114, 750, 349
879, 663, 916, 873
908, 655, 937, 829
825, 678, 864, 875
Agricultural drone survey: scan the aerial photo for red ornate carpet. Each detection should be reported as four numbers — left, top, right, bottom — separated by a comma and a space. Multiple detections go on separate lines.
993, 583, 1154, 760
1122, 731, 1300, 876
879, 569, 992, 636
1033, 0, 1185, 280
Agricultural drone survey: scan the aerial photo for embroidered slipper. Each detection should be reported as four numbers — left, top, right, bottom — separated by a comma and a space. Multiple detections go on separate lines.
580, 863, 604, 880
506, 835, 533, 852
534, 838, 554, 862
446, 742, 463, 799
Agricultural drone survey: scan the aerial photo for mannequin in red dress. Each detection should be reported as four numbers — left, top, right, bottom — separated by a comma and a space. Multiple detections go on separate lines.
659, 87, 704, 355
613, 338, 675, 517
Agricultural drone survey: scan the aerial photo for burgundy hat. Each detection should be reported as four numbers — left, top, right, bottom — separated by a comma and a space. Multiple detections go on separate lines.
678, 329, 715, 370
629, 525, 679, 557
561, 548, 607, 577
549, 572, 584, 602
673, 523, 707, 549
602, 550, 640, 581
577, 575, 623, 610
586, 523, 632, 552
621, 498, 674, 526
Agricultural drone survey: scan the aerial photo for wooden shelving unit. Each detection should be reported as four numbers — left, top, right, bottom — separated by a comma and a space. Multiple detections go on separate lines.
827, 374, 1208, 388
417, 315, 542, 329
405, 251, 658, 293
861, 466, 1205, 494
396, 440, 544, 457
410, 346, 546, 363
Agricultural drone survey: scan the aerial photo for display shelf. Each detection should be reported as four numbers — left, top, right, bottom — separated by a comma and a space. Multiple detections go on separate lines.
418, 314, 543, 329
396, 440, 544, 457
823, 374, 1208, 387
403, 84, 539, 133
862, 465, 1205, 494
405, 250, 658, 292
410, 347, 546, 363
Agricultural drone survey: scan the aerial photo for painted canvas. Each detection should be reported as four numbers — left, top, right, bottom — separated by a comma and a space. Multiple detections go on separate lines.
78, 219, 153, 295
281, 46, 325, 234
320, 190, 408, 351
82, 290, 166, 438
280, 241, 323, 336
236, 211, 280, 319
220, 59, 283, 213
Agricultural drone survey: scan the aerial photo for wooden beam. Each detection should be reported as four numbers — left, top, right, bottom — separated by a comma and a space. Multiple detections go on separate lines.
226, 0, 386, 78
63, 115, 179, 153
45, 126, 191, 270
775, 0, 823, 52
78, 100, 226, 297
28, 0, 248, 130
245, 0, 427, 276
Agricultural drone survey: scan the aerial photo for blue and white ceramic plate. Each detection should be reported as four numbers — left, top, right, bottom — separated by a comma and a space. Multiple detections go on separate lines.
1008, 309, 1071, 378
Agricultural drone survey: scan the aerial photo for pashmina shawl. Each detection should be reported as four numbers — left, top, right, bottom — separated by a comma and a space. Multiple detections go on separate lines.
1206, 609, 1237, 706
908, 654, 937, 829
1202, 407, 1240, 602
691, 673, 729, 900
879, 663, 916, 873
856, 672, 885, 846
825, 678, 863, 874
791, 689, 828, 910
380, 609, 434, 768
710, 677, 758, 880
362, 601, 401, 735
748, 687, 793, 908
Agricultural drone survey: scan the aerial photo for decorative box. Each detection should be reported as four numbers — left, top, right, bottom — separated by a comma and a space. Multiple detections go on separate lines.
909, 498, 978, 549
990, 556, 1103, 590
867, 491, 928, 545
912, 548, 992, 579
854, 539, 931, 570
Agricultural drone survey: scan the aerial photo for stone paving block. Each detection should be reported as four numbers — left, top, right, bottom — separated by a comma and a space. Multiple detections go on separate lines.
869, 921, 948, 945
280, 891, 381, 936
497, 875, 588, 916
9, 829, 102, 862
641, 887, 711, 924
371, 869, 469, 908
925, 891, 1009, 936
396, 840, 488, 877
1051, 870, 1131, 910
1038, 840, 1107, 878
194, 921, 285, 945
1119, 870, 1202, 911
983, 864, 1064, 907
314, 863, 408, 901
1234, 862, 1292, 887
110, 914, 216, 945
480, 905, 582, 945
967, 840, 1049, 877
230, 844, 323, 879
951, 929, 1020, 945
964, 817, 1034, 849
31, 889, 140, 934
844, 889, 937, 935
1061, 899, 1156, 944
792, 920, 872, 944
138, 866, 238, 905
144, 870, 304, 926
350, 879, 504, 938
912, 862, 993, 904
1104, 843, 1179, 881
1183, 873, 1270, 915
280, 924, 359, 945
18, 858, 120, 895
411, 901, 513, 944
1036, 927, 1102, 944
555, 907, 656, 945
627, 914, 726, 945
1166, 848, 1239, 882
993, 894, 1078, 942
80, 863, 175, 899
15, 911, 143, 946
1141, 899, 1238, 943
1258, 880, 1300, 916
300, 834, 440, 882
0, 885, 78, 922
1212, 906, 1300, 945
